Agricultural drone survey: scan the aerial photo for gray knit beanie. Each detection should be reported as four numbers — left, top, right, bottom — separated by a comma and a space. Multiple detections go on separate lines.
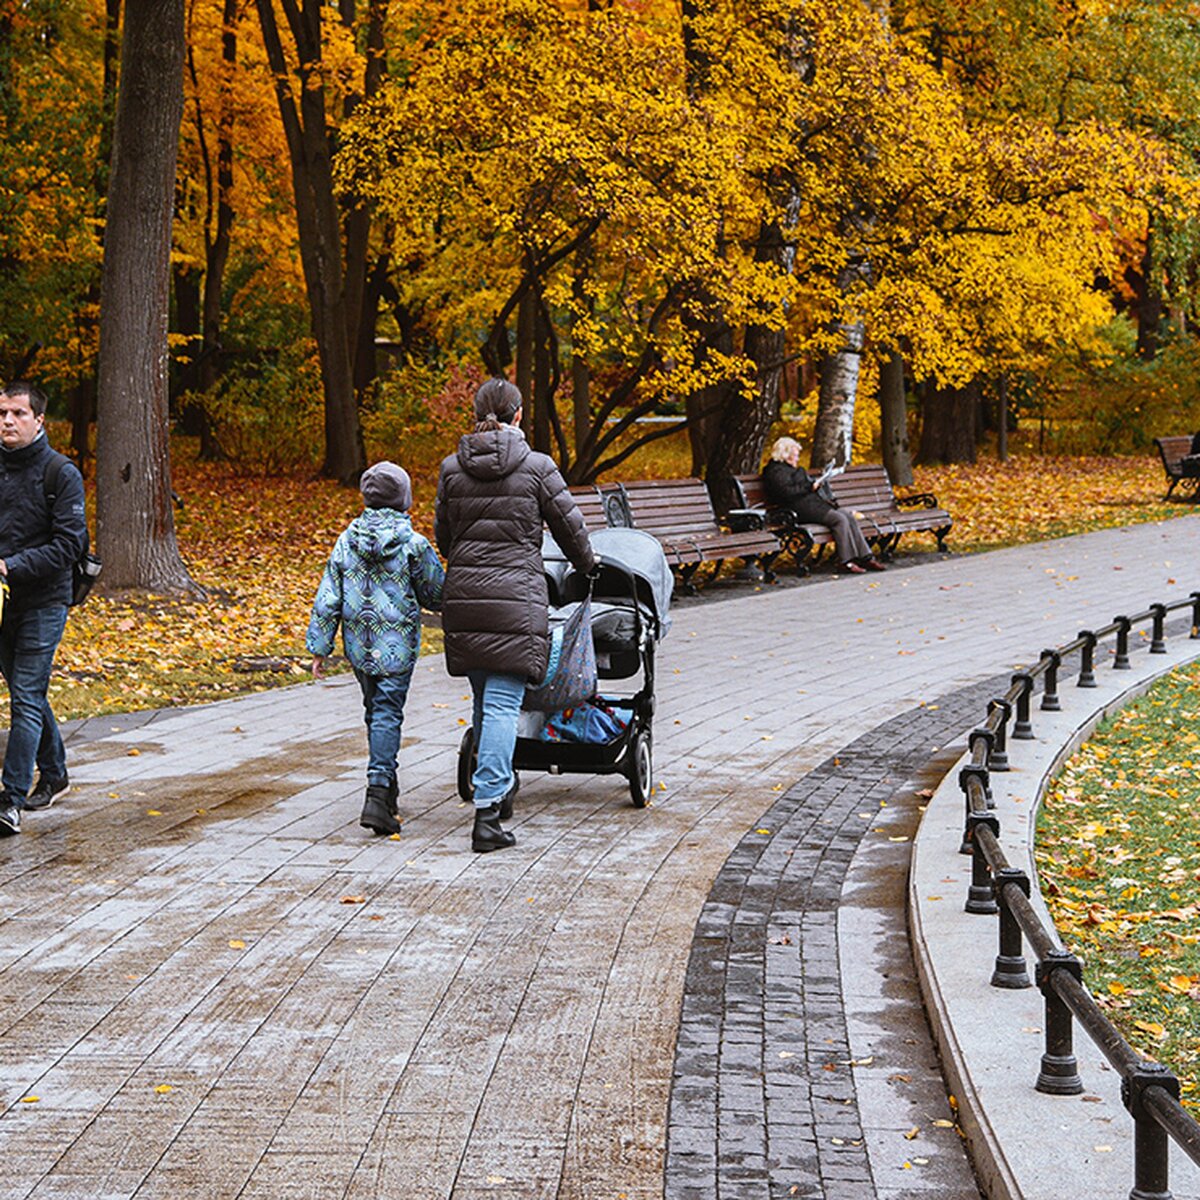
360, 461, 412, 511
473, 377, 522, 423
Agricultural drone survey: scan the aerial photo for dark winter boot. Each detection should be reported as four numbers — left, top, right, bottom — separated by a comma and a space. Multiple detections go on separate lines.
361, 784, 401, 836
498, 773, 520, 821
472, 803, 516, 853
387, 776, 399, 815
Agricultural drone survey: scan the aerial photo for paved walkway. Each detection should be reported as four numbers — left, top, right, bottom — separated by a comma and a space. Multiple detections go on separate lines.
1, 517, 1198, 1199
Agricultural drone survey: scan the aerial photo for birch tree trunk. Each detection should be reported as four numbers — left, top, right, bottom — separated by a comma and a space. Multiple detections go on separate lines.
811, 313, 864, 470
95, 0, 196, 593
879, 349, 912, 486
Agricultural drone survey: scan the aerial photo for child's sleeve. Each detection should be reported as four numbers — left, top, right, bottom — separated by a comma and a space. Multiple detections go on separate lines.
305, 540, 346, 657
412, 536, 445, 611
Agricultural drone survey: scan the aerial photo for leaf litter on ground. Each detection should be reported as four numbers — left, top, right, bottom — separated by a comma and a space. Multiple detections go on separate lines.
1037, 661, 1200, 1110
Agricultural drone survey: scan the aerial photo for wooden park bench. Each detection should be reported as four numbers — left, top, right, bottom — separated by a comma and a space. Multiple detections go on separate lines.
1153, 436, 1200, 501
730, 464, 952, 572
568, 484, 613, 532
615, 477, 780, 590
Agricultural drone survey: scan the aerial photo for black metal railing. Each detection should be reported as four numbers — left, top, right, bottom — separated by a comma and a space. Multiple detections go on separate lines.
955, 591, 1200, 1200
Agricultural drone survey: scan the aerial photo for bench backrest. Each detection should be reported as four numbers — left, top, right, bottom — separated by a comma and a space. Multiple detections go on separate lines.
1155, 436, 1194, 472
619, 478, 720, 537
827, 464, 897, 514
568, 485, 610, 532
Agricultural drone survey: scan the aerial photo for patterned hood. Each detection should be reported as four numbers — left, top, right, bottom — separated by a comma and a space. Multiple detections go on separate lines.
347, 508, 415, 564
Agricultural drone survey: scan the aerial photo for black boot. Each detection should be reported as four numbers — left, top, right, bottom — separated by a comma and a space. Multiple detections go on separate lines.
361, 784, 401, 836
472, 803, 516, 853
498, 772, 520, 821
387, 776, 399, 815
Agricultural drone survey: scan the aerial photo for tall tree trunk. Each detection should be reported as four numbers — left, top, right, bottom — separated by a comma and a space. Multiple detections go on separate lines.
685, 327, 732, 478
71, 0, 122, 466
196, 0, 238, 407
571, 244, 592, 461
95, 0, 196, 593
341, 0, 387, 401
879, 349, 912, 487
255, 0, 364, 484
706, 320, 785, 511
532, 297, 552, 455
1135, 216, 1162, 362
515, 287, 534, 409
918, 379, 979, 464
705, 207, 797, 499
997, 373, 1009, 463
173, 264, 202, 399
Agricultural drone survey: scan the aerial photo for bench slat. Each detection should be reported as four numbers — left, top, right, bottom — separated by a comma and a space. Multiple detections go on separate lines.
618, 477, 780, 584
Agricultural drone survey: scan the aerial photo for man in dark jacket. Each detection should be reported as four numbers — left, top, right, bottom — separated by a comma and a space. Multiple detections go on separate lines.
435, 378, 596, 852
0, 381, 87, 835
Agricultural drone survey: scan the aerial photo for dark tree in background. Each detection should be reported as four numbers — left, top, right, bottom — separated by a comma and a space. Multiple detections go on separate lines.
95, 0, 197, 592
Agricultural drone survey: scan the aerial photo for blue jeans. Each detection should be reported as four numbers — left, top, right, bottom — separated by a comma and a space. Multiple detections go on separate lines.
467, 671, 525, 808
0, 604, 69, 804
354, 668, 413, 788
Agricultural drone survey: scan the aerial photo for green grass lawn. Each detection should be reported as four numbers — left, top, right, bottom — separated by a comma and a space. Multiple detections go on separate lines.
1037, 661, 1200, 1107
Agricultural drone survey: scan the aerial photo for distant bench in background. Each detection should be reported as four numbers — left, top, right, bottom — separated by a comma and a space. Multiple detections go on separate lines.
1153, 436, 1200, 502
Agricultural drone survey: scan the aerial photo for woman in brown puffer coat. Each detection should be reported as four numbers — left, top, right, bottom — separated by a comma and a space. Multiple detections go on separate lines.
435, 378, 596, 852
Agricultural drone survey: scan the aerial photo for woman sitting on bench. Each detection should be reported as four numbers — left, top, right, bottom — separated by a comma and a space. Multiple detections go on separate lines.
762, 437, 885, 575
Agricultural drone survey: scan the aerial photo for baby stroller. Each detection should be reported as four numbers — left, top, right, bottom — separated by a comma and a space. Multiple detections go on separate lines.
456, 527, 672, 808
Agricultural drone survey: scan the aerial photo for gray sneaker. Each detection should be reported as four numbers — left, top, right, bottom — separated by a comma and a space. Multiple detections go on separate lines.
25, 773, 69, 811
0, 804, 21, 836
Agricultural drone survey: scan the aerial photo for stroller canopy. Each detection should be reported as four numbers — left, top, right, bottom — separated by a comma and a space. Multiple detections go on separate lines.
588, 527, 672, 639
542, 526, 672, 639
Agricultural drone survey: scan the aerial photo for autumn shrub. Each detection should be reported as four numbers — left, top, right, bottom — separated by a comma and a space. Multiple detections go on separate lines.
361, 359, 481, 479
201, 342, 325, 472
1039, 326, 1200, 455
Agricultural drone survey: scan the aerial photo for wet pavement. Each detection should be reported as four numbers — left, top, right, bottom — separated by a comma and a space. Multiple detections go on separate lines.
1, 517, 1199, 1198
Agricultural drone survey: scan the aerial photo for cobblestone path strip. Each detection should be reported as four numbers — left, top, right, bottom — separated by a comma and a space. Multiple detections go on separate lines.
667, 677, 1008, 1200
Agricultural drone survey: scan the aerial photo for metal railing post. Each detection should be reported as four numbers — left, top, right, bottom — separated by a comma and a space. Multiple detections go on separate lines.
1192, 591, 1200, 639
988, 698, 1012, 771
1040, 649, 1062, 711
1114, 615, 1132, 669
991, 867, 1032, 989
1149, 603, 1167, 655
1035, 950, 1084, 1095
969, 727, 995, 772
1077, 629, 1097, 688
965, 811, 999, 915
1011, 672, 1035, 739
1123, 1062, 1180, 1200
958, 763, 989, 854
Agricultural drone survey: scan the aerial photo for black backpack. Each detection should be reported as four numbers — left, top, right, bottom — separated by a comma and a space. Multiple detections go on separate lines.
42, 452, 102, 606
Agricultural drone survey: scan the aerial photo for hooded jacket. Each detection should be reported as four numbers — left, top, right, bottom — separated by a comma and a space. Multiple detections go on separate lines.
306, 508, 444, 677
0, 432, 87, 616
435, 425, 595, 681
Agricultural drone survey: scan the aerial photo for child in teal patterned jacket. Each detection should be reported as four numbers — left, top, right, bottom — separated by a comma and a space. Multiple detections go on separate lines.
307, 462, 444, 836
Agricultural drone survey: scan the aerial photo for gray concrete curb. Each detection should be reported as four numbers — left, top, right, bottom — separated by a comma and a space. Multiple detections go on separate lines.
910, 625, 1200, 1200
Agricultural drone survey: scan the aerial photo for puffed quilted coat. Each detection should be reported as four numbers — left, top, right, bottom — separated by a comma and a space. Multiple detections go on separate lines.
435, 425, 595, 682
306, 509, 444, 676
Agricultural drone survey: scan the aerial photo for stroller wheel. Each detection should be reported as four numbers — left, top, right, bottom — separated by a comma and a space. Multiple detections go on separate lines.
457, 727, 476, 803
629, 731, 653, 808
